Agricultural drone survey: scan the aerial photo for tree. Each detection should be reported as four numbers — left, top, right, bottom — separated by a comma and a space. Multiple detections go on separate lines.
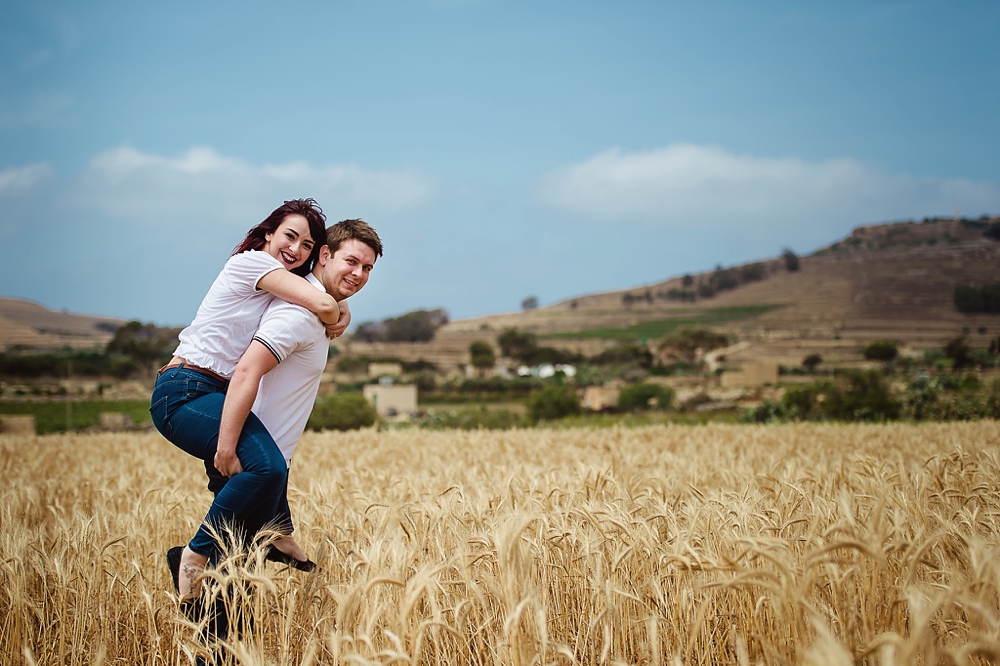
498, 328, 538, 360
984, 221, 1000, 241
521, 296, 539, 311
954, 284, 1000, 314
352, 309, 449, 343
106, 321, 179, 373
782, 249, 800, 271
802, 353, 823, 372
989, 335, 1000, 363
469, 340, 495, 369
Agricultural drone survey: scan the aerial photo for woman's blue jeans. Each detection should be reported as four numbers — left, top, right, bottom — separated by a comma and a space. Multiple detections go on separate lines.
150, 365, 287, 563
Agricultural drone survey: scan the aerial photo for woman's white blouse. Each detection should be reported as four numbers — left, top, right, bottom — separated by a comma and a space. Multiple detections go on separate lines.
172, 251, 283, 379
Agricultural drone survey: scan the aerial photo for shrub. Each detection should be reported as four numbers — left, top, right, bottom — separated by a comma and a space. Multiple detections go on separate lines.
658, 328, 729, 364
307, 393, 378, 431
901, 378, 939, 421
413, 406, 527, 430
590, 343, 653, 367
336, 356, 372, 374
402, 359, 438, 373
944, 335, 973, 370
412, 372, 438, 393
617, 383, 674, 411
861, 340, 898, 362
954, 284, 1000, 314
824, 370, 900, 421
663, 288, 697, 302
740, 400, 784, 423
781, 384, 827, 420
527, 384, 581, 422
986, 378, 1000, 419
741, 262, 767, 283
538, 347, 585, 365
778, 370, 899, 422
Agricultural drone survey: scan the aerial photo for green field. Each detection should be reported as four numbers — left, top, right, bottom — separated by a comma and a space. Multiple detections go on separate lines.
0, 399, 151, 434
543, 304, 778, 341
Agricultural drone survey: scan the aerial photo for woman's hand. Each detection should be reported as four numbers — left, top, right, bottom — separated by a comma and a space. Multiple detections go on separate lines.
214, 447, 243, 478
325, 300, 351, 339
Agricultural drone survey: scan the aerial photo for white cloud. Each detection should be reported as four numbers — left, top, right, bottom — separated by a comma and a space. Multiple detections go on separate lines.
0, 162, 52, 194
72, 146, 435, 226
537, 144, 1000, 232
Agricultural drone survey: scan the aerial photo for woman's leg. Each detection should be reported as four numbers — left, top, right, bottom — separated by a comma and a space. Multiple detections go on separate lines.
167, 394, 285, 557
151, 368, 285, 594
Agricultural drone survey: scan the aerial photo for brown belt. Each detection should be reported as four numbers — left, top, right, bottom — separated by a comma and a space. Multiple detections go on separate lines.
157, 362, 228, 384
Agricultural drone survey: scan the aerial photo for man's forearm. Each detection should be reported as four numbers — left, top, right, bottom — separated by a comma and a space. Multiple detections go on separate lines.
217, 368, 261, 455
216, 340, 280, 461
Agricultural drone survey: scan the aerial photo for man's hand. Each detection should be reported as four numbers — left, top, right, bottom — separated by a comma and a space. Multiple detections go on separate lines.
325, 300, 351, 339
214, 447, 243, 478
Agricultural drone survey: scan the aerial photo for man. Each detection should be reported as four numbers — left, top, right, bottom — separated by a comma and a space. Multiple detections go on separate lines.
216, 218, 383, 565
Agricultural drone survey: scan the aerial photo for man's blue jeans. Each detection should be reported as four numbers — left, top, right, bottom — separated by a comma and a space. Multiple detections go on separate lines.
150, 365, 286, 563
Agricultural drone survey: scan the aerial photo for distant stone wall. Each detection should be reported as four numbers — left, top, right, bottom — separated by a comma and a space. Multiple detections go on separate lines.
98, 412, 132, 430
368, 362, 403, 377
582, 386, 620, 411
362, 385, 418, 417
0, 415, 35, 435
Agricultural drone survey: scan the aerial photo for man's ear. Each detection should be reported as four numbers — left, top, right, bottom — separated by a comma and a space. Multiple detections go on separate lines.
317, 244, 332, 266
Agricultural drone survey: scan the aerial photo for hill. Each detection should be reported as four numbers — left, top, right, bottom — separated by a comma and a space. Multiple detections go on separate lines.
0, 298, 123, 350
340, 215, 1000, 372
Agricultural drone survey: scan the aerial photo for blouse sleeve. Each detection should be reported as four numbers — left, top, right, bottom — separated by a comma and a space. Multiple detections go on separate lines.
225, 251, 284, 295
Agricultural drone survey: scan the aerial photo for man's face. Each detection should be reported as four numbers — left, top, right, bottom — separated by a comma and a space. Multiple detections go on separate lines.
317, 238, 376, 300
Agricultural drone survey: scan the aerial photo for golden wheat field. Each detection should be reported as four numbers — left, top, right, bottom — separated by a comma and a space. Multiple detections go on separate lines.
2, 422, 1000, 665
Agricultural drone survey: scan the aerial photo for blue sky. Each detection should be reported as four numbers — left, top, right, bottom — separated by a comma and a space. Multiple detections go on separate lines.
1, 1, 998, 327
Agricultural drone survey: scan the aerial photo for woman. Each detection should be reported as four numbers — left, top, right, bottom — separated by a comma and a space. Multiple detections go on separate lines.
151, 198, 343, 601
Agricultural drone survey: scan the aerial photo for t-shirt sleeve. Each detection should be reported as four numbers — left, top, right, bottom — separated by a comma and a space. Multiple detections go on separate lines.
226, 251, 284, 296
252, 304, 313, 363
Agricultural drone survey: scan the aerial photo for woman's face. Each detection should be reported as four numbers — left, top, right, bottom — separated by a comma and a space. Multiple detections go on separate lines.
263, 214, 316, 271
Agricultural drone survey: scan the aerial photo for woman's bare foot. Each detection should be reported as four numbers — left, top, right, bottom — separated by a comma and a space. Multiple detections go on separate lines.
178, 546, 208, 599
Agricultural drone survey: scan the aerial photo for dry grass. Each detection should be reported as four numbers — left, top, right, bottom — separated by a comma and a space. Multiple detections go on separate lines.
2, 422, 1000, 665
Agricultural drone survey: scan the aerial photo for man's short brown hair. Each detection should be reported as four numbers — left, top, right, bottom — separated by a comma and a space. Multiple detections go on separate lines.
325, 219, 383, 261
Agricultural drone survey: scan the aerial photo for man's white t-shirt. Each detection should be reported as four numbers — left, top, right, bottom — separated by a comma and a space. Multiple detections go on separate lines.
174, 251, 283, 378
251, 272, 329, 467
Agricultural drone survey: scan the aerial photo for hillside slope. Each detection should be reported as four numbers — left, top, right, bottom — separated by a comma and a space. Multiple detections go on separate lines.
0, 298, 123, 350
342, 216, 1000, 371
